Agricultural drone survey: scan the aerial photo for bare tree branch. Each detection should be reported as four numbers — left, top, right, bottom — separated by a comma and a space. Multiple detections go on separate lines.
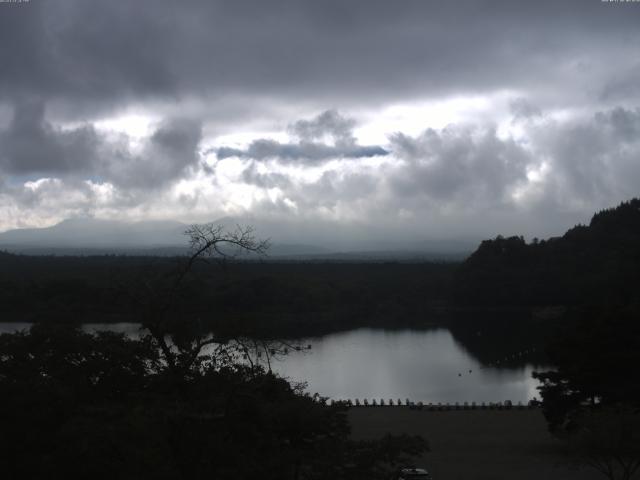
132, 223, 271, 375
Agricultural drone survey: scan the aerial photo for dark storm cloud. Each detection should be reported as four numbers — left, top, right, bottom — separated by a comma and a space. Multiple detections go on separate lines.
1, 0, 640, 238
241, 162, 292, 189
216, 141, 387, 163
0, 1, 178, 105
1, 0, 639, 117
214, 110, 388, 163
243, 168, 382, 225
509, 98, 542, 121
297, 170, 379, 206
0, 100, 202, 190
223, 104, 640, 239
0, 99, 98, 175
100, 117, 203, 190
532, 107, 640, 205
600, 63, 640, 102
370, 105, 640, 236
388, 126, 531, 205
289, 110, 356, 146
10, 178, 94, 210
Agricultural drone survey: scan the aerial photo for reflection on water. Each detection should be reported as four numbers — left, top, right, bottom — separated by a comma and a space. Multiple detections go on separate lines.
271, 328, 544, 403
0, 323, 545, 402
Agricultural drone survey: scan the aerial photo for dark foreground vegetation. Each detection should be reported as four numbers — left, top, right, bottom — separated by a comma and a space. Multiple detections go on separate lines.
0, 323, 427, 479
455, 201, 640, 480
3, 201, 640, 337
0, 225, 427, 479
454, 198, 640, 308
454, 199, 640, 480
531, 304, 640, 480
454, 200, 640, 479
2, 199, 640, 479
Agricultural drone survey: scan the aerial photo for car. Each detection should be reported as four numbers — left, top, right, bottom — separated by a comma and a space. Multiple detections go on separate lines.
396, 467, 432, 479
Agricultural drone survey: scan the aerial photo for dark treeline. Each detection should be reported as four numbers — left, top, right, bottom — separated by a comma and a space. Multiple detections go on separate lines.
0, 255, 455, 336
451, 199, 640, 478
2, 199, 640, 478
450, 199, 640, 392
454, 198, 640, 308
0, 226, 429, 480
462, 200, 640, 479
2, 198, 640, 346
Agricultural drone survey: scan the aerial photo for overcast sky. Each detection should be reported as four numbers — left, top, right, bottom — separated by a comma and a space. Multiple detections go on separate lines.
1, 0, 639, 244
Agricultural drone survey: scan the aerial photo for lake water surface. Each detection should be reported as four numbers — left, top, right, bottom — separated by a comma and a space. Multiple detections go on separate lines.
0, 323, 544, 403
270, 328, 543, 403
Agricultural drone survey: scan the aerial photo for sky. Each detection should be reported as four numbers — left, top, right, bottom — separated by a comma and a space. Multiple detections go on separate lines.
1, 0, 639, 244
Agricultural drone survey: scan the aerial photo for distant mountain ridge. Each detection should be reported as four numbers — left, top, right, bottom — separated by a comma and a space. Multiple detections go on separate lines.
0, 218, 188, 248
0, 217, 477, 259
0, 218, 332, 257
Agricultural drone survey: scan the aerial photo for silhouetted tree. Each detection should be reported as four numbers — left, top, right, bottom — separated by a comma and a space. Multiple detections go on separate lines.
131, 223, 269, 373
561, 406, 640, 480
0, 224, 428, 479
454, 198, 640, 307
534, 306, 640, 480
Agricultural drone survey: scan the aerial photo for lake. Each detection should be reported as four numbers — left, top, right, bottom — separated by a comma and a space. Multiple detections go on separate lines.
0, 323, 545, 403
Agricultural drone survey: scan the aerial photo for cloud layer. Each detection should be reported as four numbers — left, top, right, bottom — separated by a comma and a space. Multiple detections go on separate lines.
215, 110, 388, 163
2, 1, 638, 113
0, 0, 639, 244
0, 100, 202, 190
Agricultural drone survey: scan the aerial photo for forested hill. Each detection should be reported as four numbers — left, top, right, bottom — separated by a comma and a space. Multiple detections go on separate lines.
453, 198, 640, 308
